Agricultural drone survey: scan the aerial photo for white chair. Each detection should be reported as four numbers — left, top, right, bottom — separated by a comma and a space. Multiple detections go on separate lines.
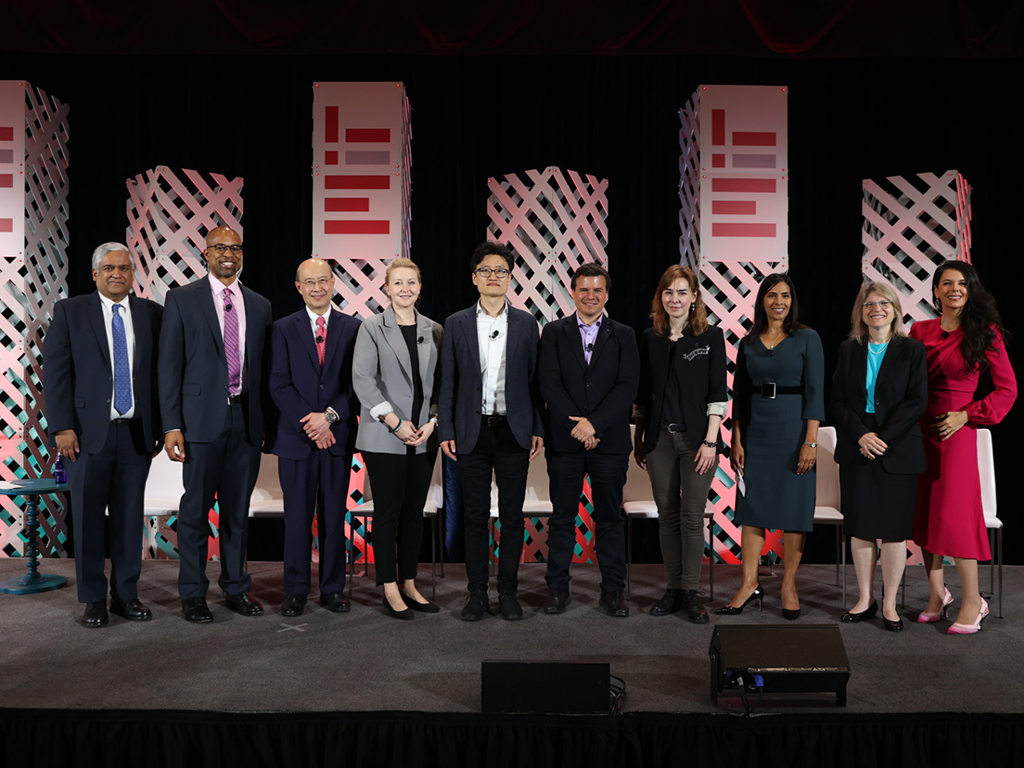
349, 452, 445, 598
813, 426, 846, 603
978, 428, 1003, 618
488, 449, 554, 573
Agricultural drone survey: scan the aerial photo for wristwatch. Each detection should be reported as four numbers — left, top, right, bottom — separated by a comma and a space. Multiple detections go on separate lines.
325, 410, 339, 424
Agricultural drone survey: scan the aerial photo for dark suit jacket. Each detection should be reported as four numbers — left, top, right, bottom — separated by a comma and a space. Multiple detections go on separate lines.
44, 292, 163, 454
269, 308, 361, 460
830, 335, 928, 473
159, 277, 272, 445
636, 325, 727, 453
538, 314, 639, 455
437, 303, 544, 453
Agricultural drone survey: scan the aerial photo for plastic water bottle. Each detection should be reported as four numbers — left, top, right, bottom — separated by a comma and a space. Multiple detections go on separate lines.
52, 454, 66, 484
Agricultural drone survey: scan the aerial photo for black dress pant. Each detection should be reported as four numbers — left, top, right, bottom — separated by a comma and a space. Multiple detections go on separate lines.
363, 450, 435, 584
458, 417, 529, 596
66, 419, 151, 604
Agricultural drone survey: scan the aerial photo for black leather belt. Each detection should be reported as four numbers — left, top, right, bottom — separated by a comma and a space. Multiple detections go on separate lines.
482, 414, 507, 428
110, 418, 138, 425
666, 423, 687, 434
227, 393, 246, 405
758, 383, 804, 399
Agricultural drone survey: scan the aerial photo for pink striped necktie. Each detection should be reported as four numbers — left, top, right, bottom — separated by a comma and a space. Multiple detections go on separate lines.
223, 287, 241, 394
316, 316, 327, 368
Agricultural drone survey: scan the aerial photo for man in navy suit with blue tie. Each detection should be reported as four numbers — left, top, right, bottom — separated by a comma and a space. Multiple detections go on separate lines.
44, 242, 163, 627
160, 226, 273, 623
269, 258, 361, 617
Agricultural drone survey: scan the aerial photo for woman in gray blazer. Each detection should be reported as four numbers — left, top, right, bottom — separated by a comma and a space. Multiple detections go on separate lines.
353, 258, 443, 619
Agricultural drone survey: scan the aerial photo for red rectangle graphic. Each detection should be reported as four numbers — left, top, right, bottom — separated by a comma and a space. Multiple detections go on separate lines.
712, 223, 776, 237
325, 198, 370, 212
325, 220, 390, 235
325, 107, 339, 143
712, 178, 776, 193
324, 150, 338, 165
712, 154, 725, 168
732, 132, 776, 146
325, 175, 390, 190
0, 127, 13, 141
0, 174, 13, 188
712, 110, 725, 146
346, 128, 391, 143
0, 218, 13, 232
712, 200, 756, 215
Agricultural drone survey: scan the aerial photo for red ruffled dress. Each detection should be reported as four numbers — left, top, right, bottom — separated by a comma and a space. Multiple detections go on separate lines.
909, 319, 1017, 559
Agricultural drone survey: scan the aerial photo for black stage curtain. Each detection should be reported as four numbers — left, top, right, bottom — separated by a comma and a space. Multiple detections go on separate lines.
2, 709, 1023, 768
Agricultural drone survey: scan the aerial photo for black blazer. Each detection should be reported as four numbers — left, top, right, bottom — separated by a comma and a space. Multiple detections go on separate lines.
830, 335, 928, 473
44, 292, 163, 454
269, 308, 361, 460
437, 303, 544, 453
636, 325, 727, 453
538, 314, 639, 455
159, 278, 272, 445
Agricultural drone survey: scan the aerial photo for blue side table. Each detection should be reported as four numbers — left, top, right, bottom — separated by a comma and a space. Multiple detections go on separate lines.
0, 479, 69, 594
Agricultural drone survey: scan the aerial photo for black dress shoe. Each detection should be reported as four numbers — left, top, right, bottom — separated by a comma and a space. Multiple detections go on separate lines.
714, 585, 764, 615
281, 594, 307, 618
110, 599, 152, 621
499, 593, 524, 621
599, 590, 629, 617
461, 591, 489, 621
841, 600, 878, 623
319, 591, 351, 613
650, 588, 684, 616
543, 588, 571, 614
680, 590, 709, 624
225, 591, 264, 616
181, 597, 213, 624
82, 601, 109, 628
401, 592, 441, 613
383, 595, 414, 621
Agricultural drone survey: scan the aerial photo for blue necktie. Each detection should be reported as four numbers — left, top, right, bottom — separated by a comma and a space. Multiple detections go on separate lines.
112, 304, 132, 415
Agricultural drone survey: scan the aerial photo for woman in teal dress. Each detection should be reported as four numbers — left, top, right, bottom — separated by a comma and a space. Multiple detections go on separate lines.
716, 273, 824, 620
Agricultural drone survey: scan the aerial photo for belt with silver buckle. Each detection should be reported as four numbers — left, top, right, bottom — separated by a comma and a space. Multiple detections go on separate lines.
758, 383, 804, 399
482, 414, 507, 428
227, 393, 244, 405
666, 423, 687, 434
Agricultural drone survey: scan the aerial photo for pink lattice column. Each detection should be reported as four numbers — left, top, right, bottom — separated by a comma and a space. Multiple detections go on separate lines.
485, 167, 609, 564
0, 81, 70, 558
313, 82, 413, 566
125, 167, 244, 559
861, 170, 972, 566
680, 84, 789, 564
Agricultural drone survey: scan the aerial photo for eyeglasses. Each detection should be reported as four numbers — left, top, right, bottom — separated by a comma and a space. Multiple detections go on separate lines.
862, 300, 892, 309
474, 267, 511, 278
208, 244, 243, 254
300, 277, 332, 288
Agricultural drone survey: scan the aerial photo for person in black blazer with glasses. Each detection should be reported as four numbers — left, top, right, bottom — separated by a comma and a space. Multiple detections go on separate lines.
831, 281, 927, 631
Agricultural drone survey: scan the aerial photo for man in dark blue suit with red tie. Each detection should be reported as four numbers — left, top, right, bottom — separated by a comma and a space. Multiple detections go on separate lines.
160, 226, 273, 623
44, 242, 163, 627
270, 258, 361, 617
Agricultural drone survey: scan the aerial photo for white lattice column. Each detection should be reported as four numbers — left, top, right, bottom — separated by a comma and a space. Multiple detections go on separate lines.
861, 171, 972, 566
125, 167, 243, 559
126, 167, 243, 304
680, 84, 789, 565
312, 82, 412, 566
862, 171, 972, 323
486, 167, 609, 324
0, 81, 70, 557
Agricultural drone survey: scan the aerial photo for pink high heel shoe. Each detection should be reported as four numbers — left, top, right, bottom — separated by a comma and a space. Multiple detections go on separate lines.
916, 587, 954, 623
947, 598, 990, 635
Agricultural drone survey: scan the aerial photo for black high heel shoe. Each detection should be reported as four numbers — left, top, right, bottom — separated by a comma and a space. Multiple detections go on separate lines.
715, 585, 764, 615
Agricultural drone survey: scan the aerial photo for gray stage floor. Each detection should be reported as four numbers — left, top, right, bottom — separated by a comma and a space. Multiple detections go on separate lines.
1, 560, 1022, 714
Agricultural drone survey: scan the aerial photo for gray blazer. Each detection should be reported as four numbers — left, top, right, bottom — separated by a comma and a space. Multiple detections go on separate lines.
353, 307, 443, 455
437, 303, 544, 454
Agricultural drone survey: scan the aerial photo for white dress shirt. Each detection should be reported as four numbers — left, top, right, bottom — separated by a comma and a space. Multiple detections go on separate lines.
98, 293, 136, 420
208, 274, 248, 394
476, 300, 509, 416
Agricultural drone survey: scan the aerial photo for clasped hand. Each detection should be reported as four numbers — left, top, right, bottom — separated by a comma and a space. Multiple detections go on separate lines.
857, 431, 888, 460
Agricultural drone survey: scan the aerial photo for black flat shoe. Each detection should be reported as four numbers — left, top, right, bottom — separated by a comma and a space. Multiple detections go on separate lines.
841, 600, 878, 623
715, 585, 764, 615
883, 614, 904, 632
383, 595, 414, 621
401, 592, 440, 613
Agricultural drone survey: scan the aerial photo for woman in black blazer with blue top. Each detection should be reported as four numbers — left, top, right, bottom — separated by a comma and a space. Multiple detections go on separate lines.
634, 265, 727, 623
831, 281, 927, 631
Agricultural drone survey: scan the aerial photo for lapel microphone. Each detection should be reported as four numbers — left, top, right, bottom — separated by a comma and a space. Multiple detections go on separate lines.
225, 304, 232, 311
490, 330, 499, 340
316, 336, 324, 343
417, 336, 424, 344
586, 343, 594, 352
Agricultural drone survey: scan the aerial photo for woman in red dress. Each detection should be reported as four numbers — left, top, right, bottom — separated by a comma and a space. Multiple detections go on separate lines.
910, 261, 1016, 634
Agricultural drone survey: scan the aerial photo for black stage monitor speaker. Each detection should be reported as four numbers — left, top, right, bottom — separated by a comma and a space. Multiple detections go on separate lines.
709, 624, 851, 707
481, 660, 611, 714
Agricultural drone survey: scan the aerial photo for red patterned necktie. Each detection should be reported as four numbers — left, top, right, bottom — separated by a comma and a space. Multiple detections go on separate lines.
316, 316, 327, 368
